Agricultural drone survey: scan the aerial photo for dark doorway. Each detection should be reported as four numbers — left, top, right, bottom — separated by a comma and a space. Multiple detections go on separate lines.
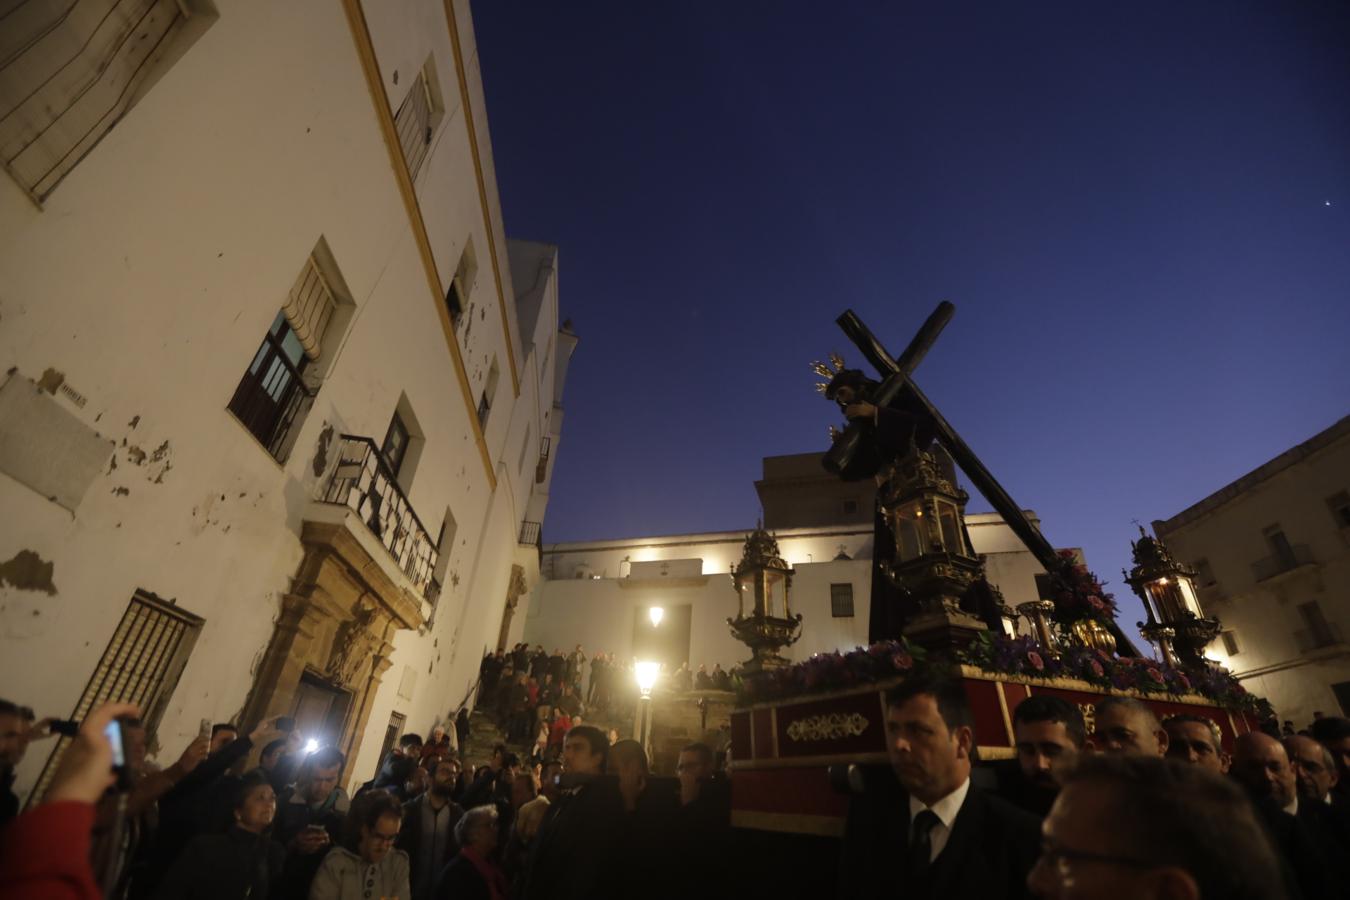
291, 670, 352, 749
631, 604, 692, 671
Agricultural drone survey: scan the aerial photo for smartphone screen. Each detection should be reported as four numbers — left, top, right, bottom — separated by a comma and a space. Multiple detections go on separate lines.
104, 720, 126, 768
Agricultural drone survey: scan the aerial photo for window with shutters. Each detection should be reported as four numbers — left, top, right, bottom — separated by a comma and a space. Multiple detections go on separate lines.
228, 252, 347, 462
392, 59, 444, 183
0, 0, 215, 204
27, 590, 203, 806
830, 583, 855, 618
1220, 630, 1240, 656
478, 357, 499, 428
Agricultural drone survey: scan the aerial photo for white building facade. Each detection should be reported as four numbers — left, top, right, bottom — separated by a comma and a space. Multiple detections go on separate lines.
523, 452, 1069, 671
0, 0, 575, 799
1153, 416, 1350, 724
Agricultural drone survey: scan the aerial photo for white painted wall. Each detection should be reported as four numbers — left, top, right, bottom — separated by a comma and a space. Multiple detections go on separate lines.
1154, 419, 1350, 724
0, 0, 568, 798
524, 513, 1065, 670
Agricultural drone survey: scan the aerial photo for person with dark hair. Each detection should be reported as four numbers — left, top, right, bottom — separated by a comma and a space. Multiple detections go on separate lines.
1093, 696, 1168, 756
207, 724, 238, 756
0, 698, 27, 828
1163, 715, 1229, 774
454, 710, 471, 755
997, 695, 1085, 817
1285, 734, 1339, 806
518, 725, 624, 900
274, 746, 349, 900
840, 677, 1039, 899
151, 771, 285, 900
397, 759, 463, 900
310, 790, 409, 900
1311, 716, 1350, 810
358, 734, 425, 802
670, 742, 730, 897
1028, 753, 1286, 899
434, 805, 507, 900
0, 700, 140, 900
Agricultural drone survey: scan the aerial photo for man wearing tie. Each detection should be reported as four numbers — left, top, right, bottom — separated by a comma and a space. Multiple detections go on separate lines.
840, 676, 1041, 899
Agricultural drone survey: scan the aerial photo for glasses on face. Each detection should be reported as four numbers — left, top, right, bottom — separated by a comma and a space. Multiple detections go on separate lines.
1036, 842, 1157, 878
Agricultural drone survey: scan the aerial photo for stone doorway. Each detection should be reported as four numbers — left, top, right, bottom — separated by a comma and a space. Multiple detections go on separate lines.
496, 564, 527, 651
290, 670, 352, 749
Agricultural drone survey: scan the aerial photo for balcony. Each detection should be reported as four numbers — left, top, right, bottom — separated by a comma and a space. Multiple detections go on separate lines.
535, 436, 552, 484
1251, 545, 1316, 583
1294, 622, 1344, 654
520, 520, 541, 546
318, 434, 439, 600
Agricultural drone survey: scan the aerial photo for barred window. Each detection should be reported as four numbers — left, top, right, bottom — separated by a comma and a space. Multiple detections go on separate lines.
393, 70, 434, 181
830, 583, 855, 618
0, 0, 201, 203
28, 590, 202, 805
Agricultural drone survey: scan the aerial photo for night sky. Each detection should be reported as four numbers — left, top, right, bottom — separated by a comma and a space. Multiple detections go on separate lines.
472, 1, 1350, 645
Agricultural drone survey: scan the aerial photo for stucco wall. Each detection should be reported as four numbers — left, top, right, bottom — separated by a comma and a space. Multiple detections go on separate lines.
0, 0, 563, 798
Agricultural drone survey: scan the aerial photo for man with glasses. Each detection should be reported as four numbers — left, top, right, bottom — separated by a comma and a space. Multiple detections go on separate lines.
310, 790, 409, 900
1028, 753, 1284, 900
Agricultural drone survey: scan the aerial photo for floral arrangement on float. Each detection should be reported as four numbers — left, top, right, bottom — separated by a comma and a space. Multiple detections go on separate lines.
737, 634, 1268, 715
1045, 549, 1118, 627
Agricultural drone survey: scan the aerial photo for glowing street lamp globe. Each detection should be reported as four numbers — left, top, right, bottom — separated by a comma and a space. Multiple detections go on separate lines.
634, 660, 661, 697
649, 606, 664, 627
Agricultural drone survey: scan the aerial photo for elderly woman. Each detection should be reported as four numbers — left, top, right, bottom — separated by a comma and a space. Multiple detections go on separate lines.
434, 805, 508, 900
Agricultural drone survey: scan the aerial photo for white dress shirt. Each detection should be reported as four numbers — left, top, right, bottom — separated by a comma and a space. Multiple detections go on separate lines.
1284, 796, 1299, 816
908, 777, 972, 862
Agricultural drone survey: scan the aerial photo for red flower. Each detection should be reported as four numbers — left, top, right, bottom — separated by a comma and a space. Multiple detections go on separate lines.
1145, 667, 1164, 683
891, 652, 913, 671
1089, 660, 1105, 677
1176, 673, 1192, 691
1027, 651, 1046, 671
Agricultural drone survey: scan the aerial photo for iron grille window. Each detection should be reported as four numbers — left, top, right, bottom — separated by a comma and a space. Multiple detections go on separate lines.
382, 413, 410, 478
27, 590, 202, 806
830, 583, 855, 618
393, 72, 433, 180
1221, 630, 1240, 656
227, 312, 314, 460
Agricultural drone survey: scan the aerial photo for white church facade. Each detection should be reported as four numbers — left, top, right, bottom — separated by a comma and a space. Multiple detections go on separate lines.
523, 452, 1063, 671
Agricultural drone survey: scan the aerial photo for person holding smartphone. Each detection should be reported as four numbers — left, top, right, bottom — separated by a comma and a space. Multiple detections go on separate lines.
0, 700, 141, 900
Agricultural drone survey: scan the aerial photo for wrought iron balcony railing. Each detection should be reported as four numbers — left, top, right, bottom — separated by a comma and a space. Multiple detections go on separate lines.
1251, 544, 1316, 583
520, 520, 541, 546
319, 435, 439, 599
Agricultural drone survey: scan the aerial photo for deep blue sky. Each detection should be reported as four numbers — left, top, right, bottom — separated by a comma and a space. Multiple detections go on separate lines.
472, 1, 1350, 642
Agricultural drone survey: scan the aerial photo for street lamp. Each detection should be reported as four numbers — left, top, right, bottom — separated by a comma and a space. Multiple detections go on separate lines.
634, 660, 660, 755
648, 606, 664, 627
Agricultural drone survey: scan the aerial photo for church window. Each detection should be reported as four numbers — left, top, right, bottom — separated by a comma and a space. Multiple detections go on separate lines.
830, 583, 855, 618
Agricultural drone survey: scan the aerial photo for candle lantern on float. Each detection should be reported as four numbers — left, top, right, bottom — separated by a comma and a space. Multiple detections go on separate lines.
728, 524, 802, 674
1125, 527, 1221, 668
879, 447, 988, 650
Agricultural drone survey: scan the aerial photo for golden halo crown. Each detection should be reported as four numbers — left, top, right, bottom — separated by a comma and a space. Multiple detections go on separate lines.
811, 353, 846, 393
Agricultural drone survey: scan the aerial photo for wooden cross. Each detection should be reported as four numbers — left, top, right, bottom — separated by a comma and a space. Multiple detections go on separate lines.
826, 303, 1141, 656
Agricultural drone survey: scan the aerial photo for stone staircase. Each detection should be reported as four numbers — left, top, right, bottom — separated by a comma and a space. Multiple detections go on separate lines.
458, 705, 636, 769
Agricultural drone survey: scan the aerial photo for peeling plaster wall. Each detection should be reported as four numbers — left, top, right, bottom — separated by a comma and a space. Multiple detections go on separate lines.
0, 0, 566, 800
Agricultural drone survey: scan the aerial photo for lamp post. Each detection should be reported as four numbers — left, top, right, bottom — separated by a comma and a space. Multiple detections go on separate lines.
633, 660, 660, 756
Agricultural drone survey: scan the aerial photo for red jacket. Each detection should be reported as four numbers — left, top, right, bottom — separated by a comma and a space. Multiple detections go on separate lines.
0, 801, 100, 900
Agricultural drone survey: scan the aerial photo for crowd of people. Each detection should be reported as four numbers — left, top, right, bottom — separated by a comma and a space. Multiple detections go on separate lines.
845, 679, 1350, 899
6, 670, 1350, 900
0, 687, 732, 900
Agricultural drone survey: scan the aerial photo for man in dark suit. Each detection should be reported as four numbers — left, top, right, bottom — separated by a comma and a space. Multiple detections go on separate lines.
398, 758, 464, 900
840, 676, 1041, 899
